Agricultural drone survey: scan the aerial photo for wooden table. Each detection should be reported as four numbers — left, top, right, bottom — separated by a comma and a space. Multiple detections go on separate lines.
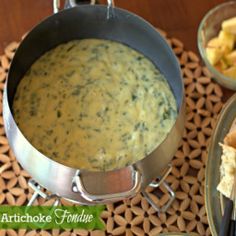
0, 0, 233, 98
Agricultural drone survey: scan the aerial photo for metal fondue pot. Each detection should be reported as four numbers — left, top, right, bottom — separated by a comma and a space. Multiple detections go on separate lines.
3, 0, 185, 208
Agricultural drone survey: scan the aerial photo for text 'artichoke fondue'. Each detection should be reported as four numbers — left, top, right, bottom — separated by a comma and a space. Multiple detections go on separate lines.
13, 39, 177, 171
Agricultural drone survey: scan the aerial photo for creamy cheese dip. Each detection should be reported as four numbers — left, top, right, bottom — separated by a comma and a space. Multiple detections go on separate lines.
13, 39, 177, 171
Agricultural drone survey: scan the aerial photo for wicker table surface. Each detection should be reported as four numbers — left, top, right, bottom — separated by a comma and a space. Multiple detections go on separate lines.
0, 29, 224, 236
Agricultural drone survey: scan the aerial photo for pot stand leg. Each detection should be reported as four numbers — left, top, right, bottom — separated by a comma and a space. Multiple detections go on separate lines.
24, 180, 60, 228
142, 164, 175, 213
27, 179, 60, 207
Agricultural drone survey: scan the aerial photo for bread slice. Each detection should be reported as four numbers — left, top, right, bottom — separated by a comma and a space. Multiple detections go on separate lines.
217, 143, 236, 198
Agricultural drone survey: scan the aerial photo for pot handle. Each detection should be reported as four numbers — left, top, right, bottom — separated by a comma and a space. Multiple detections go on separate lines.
53, 0, 60, 13
72, 168, 142, 203
53, 0, 115, 14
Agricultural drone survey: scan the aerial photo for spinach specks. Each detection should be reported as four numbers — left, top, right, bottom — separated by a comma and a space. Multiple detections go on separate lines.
72, 88, 80, 96
136, 56, 143, 61
57, 110, 62, 118
134, 122, 149, 131
132, 94, 138, 101
66, 45, 75, 52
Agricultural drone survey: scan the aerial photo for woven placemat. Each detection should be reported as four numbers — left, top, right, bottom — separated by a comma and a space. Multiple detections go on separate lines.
0, 29, 224, 236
